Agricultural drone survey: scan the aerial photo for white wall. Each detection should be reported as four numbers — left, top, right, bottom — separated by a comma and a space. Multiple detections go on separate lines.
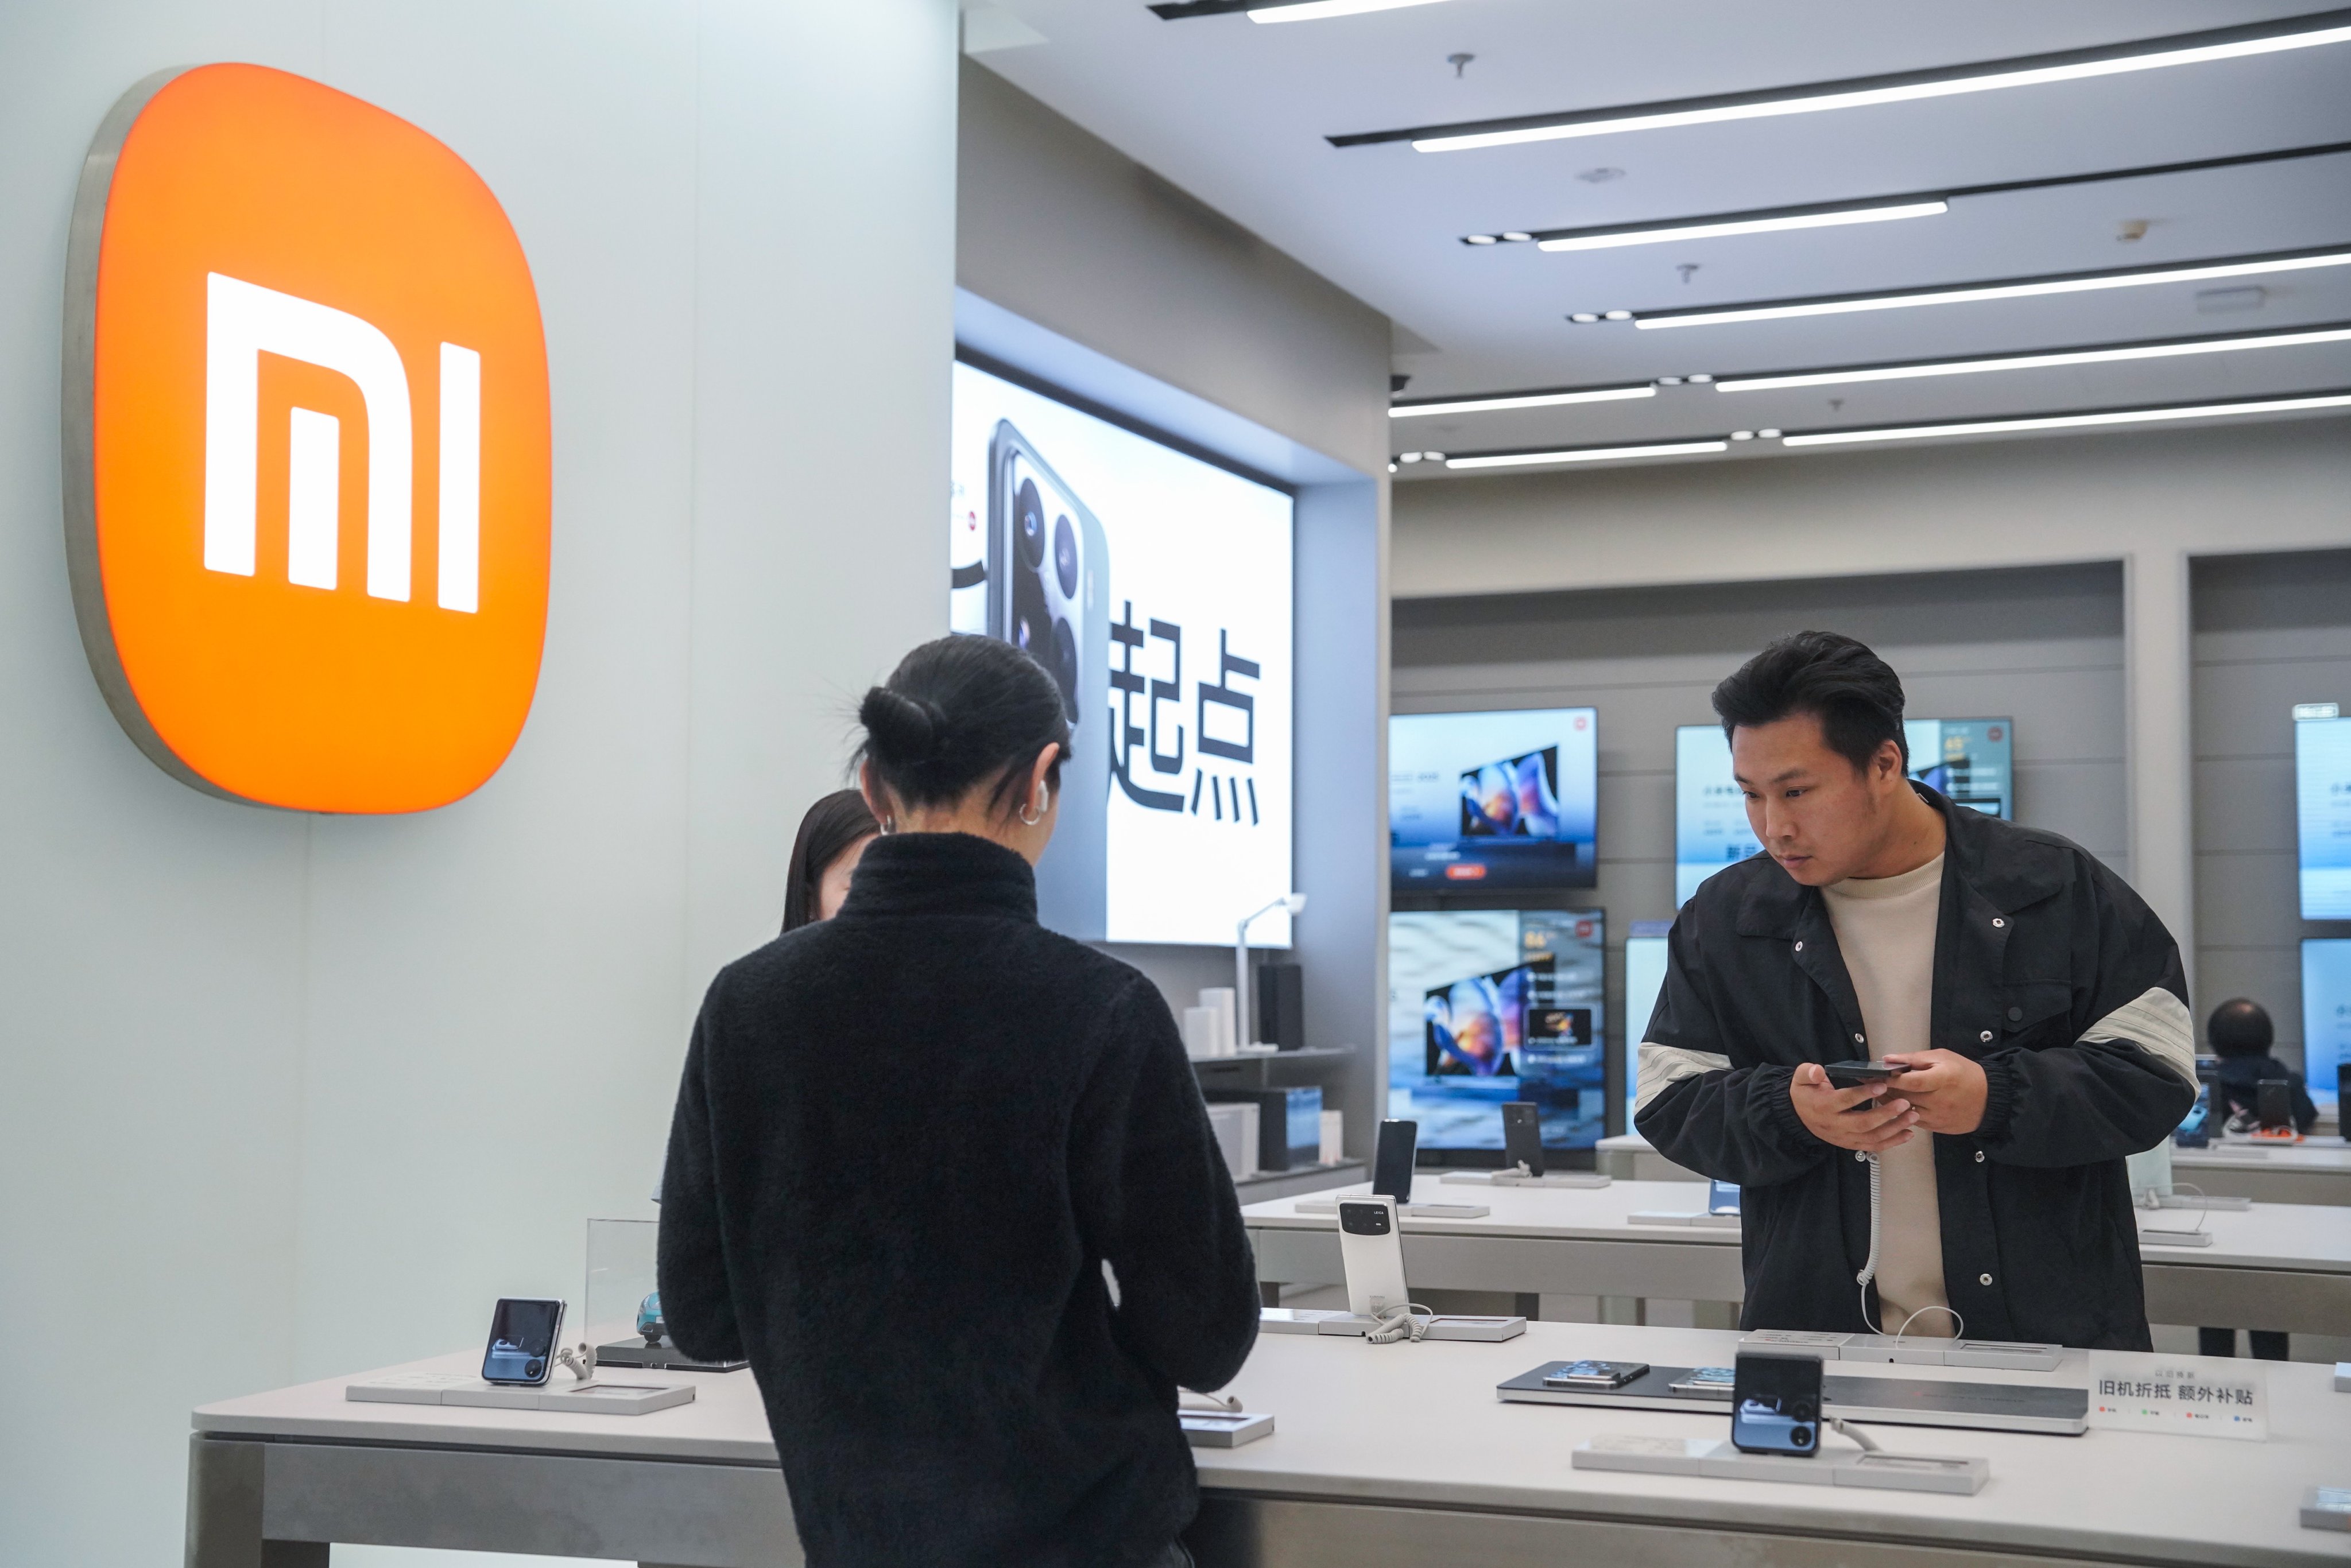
0, 3, 957, 1563
1391, 415, 2351, 976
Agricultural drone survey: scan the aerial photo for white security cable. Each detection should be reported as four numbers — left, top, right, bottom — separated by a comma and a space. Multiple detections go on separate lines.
1856, 1150, 1884, 1326
1365, 1302, 1436, 1344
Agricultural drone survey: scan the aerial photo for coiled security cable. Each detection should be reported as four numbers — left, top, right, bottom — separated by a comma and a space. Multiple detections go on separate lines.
1365, 1302, 1436, 1344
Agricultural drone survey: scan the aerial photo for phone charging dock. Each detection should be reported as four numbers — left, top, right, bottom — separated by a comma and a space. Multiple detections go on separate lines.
1314, 1313, 1526, 1341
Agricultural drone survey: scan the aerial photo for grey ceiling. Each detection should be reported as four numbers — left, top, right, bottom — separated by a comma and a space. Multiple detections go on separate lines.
971, 0, 2351, 473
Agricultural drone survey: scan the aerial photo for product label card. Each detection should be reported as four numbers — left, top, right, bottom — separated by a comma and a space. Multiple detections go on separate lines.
2086, 1351, 2267, 1441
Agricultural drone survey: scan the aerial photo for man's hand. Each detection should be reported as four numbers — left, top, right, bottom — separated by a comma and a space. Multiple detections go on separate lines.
1880, 1050, 1989, 1135
1788, 1062, 1918, 1152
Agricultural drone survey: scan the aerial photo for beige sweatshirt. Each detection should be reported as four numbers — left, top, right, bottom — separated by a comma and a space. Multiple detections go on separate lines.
1821, 853, 1954, 1337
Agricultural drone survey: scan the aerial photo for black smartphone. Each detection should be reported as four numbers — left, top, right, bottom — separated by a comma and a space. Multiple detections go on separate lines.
1543, 1359, 1650, 1390
1730, 1352, 1822, 1457
1501, 1101, 1544, 1177
2256, 1080, 2291, 1131
481, 1298, 566, 1386
1373, 1118, 1419, 1204
1823, 1059, 1908, 1088
2340, 1065, 2350, 1140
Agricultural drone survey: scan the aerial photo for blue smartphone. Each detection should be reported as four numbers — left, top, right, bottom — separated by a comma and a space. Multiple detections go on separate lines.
1707, 1179, 1741, 1216
481, 1298, 566, 1385
1730, 1352, 1821, 1456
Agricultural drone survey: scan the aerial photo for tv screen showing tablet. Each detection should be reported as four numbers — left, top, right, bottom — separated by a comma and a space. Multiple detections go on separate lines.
1391, 709, 1598, 892
2296, 709, 2351, 920
949, 359, 1293, 946
2304, 938, 2350, 1112
1674, 717, 2013, 903
1622, 925, 1672, 1135
1389, 910, 1606, 1154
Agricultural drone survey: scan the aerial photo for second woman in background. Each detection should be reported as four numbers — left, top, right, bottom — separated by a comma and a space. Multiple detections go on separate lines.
782, 789, 878, 933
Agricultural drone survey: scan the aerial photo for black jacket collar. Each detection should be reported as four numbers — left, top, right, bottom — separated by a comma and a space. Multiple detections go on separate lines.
1734, 782, 2066, 939
835, 832, 1039, 923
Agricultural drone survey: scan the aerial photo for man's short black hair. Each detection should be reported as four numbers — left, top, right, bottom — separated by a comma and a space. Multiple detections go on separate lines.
2207, 998, 2275, 1058
1712, 631, 1908, 774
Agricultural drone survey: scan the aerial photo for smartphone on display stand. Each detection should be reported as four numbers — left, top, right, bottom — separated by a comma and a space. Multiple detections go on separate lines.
1373, 1118, 1419, 1204
481, 1298, 566, 1386
987, 421, 1109, 940
2256, 1080, 2292, 1132
1501, 1101, 1545, 1177
1543, 1359, 1649, 1390
1730, 1353, 1822, 1457
1336, 1197, 1411, 1317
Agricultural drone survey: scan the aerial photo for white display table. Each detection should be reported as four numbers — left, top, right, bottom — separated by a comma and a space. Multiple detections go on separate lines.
2176, 1138, 2351, 1207
1594, 1132, 1705, 1183
188, 1320, 2351, 1566
1242, 1180, 2351, 1336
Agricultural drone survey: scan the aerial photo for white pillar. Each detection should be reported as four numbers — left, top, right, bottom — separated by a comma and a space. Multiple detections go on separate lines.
2124, 549, 2196, 997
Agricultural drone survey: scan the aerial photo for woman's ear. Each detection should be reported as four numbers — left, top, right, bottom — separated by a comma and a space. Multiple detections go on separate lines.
858, 760, 893, 833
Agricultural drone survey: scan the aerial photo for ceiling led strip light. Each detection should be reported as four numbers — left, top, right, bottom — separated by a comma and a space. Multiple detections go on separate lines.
1714, 325, 2351, 393
1779, 391, 2351, 448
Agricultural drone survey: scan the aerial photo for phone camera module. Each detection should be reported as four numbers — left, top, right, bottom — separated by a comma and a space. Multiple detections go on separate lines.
1049, 619, 1079, 722
1016, 479, 1047, 569
1790, 1425, 1814, 1447
1338, 1204, 1391, 1236
525, 1357, 545, 1379
1053, 515, 1079, 599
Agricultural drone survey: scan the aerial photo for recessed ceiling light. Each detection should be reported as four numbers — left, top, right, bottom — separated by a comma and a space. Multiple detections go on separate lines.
1658, 376, 1684, 386
1391, 384, 1656, 418
1463, 234, 1498, 245
1688, 374, 1714, 383
1537, 198, 1948, 253
1712, 323, 2351, 393
1501, 231, 1534, 243
1320, 11, 2351, 150
1447, 440, 1730, 469
1780, 390, 2351, 448
1602, 310, 1633, 321
1631, 246, 2351, 330
1424, 451, 1447, 460
1757, 429, 1781, 439
1730, 430, 1755, 440
1567, 312, 1602, 324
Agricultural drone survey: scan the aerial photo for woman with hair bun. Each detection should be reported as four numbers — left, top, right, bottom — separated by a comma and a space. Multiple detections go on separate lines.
660, 634, 1257, 1568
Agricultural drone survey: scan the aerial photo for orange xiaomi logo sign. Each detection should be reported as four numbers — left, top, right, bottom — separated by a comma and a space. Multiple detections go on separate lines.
64, 64, 550, 813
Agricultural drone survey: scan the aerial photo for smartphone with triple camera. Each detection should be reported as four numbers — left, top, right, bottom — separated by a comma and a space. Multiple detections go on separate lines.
1336, 1197, 1411, 1317
481, 1298, 566, 1387
1501, 1101, 1544, 1177
1373, 1118, 1419, 1204
987, 422, 1109, 940
1730, 1352, 1822, 1457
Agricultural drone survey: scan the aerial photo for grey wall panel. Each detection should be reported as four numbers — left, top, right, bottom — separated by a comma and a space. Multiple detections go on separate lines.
1394, 564, 2127, 1133
2189, 548, 2351, 1070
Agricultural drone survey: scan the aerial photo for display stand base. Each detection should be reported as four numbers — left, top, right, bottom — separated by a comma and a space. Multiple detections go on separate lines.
2307, 1486, 2351, 1532
1628, 1209, 1741, 1228
347, 1373, 695, 1416
2154, 1192, 2252, 1211
1314, 1313, 1526, 1341
1180, 1409, 1275, 1447
1259, 1307, 1357, 1335
595, 1340, 749, 1372
1573, 1435, 1986, 1495
1440, 1170, 1612, 1189
1739, 1330, 2064, 1371
2137, 1226, 2216, 1247
1293, 1199, 1491, 1218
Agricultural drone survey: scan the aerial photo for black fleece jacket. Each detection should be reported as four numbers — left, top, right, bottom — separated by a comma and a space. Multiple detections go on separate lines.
1636, 786, 2197, 1349
659, 832, 1259, 1568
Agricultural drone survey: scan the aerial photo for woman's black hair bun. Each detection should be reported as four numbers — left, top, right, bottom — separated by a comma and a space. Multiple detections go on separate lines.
858, 685, 946, 766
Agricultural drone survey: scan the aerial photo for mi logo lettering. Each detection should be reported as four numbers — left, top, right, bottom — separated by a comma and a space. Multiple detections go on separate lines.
65, 65, 551, 814
203, 274, 480, 611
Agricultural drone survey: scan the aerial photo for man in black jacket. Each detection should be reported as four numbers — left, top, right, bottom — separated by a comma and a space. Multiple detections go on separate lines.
1637, 632, 2197, 1349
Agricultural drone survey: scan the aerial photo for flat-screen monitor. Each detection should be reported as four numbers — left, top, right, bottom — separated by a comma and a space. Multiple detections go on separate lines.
2304, 938, 2351, 1112
2296, 710, 2351, 920
949, 358, 1293, 945
1622, 925, 1671, 1135
1391, 709, 1598, 892
1389, 910, 1605, 1155
1674, 717, 2013, 904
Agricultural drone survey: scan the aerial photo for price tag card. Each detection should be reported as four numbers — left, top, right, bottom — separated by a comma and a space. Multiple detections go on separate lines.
2086, 1351, 2266, 1441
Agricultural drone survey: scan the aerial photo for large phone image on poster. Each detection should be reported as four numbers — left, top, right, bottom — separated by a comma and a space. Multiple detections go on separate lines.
950, 359, 1294, 946
2297, 712, 2351, 920
1674, 717, 2013, 904
1389, 910, 1606, 1155
1390, 709, 1598, 892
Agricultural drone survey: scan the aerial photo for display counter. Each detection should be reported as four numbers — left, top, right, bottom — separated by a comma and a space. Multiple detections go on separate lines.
189, 1319, 2351, 1566
2176, 1138, 2351, 1207
1243, 1180, 2351, 1336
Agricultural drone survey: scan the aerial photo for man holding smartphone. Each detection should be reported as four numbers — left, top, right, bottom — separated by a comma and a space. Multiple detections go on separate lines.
1636, 632, 2195, 1349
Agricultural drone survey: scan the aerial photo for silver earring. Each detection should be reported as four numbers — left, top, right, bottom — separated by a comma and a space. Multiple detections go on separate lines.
880, 813, 896, 835
1019, 787, 1048, 828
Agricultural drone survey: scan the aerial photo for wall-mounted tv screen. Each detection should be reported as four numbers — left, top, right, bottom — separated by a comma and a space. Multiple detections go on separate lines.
1674, 717, 2013, 904
1389, 910, 1605, 1155
1622, 925, 1672, 1136
1391, 709, 1598, 892
2305, 938, 2350, 1112
2297, 710, 2351, 920
949, 359, 1293, 946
